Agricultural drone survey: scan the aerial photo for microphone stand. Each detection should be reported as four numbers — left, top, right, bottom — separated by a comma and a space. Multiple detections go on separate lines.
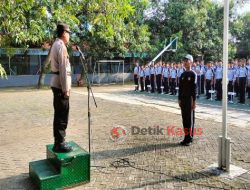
76, 46, 97, 154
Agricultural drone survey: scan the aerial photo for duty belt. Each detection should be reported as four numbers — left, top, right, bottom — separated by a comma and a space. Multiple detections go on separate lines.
51, 71, 59, 75
51, 71, 71, 75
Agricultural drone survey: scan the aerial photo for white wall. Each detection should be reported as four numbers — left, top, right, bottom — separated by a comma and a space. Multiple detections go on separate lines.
0, 73, 133, 87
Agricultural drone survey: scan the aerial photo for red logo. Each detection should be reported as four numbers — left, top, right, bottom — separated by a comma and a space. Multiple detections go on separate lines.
110, 126, 128, 143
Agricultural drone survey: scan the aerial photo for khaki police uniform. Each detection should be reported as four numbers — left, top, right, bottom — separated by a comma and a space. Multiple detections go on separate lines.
50, 38, 71, 144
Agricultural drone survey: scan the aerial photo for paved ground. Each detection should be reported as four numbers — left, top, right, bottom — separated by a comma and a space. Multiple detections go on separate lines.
0, 85, 250, 190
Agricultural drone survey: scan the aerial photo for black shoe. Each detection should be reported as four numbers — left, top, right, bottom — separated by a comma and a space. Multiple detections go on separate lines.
53, 142, 73, 153
180, 140, 186, 145
184, 141, 192, 146
180, 140, 192, 146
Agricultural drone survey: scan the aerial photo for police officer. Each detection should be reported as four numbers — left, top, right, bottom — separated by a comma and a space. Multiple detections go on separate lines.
205, 62, 214, 99
237, 60, 247, 104
133, 62, 140, 91
214, 61, 223, 101
144, 63, 151, 92
50, 23, 73, 153
179, 54, 197, 146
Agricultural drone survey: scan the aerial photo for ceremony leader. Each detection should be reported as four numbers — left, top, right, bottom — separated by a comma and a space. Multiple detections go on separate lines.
178, 54, 197, 146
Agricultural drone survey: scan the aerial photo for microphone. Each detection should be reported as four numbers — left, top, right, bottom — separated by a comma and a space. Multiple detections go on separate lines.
76, 45, 85, 60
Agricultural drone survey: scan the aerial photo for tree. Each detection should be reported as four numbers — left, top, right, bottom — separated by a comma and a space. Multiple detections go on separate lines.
0, 64, 7, 78
232, 12, 250, 57
146, 0, 238, 61
241, 12, 250, 56
5, 48, 16, 75
76, 0, 151, 59
124, 0, 151, 60
0, 0, 151, 87
0, 0, 151, 59
0, 0, 81, 47
145, 0, 167, 59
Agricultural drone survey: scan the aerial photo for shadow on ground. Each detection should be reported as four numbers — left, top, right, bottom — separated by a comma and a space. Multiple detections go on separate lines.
0, 173, 36, 190
92, 142, 181, 160
112, 169, 224, 190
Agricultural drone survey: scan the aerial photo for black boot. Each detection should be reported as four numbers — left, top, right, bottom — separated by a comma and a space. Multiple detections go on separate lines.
53, 142, 73, 153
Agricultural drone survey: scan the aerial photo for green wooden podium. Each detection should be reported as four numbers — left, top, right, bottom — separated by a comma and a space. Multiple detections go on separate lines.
29, 141, 90, 190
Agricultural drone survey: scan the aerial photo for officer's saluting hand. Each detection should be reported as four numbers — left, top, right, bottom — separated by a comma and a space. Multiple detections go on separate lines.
178, 54, 197, 146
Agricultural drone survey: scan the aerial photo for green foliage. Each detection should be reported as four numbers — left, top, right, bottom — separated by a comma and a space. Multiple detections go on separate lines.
232, 12, 250, 56
242, 12, 250, 55
146, 0, 238, 61
0, 0, 151, 60
77, 0, 151, 59
0, 0, 81, 47
0, 0, 246, 62
5, 48, 16, 58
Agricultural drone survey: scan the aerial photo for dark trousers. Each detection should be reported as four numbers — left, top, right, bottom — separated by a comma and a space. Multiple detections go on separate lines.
150, 74, 155, 93
52, 87, 69, 144
197, 76, 201, 95
176, 77, 179, 87
181, 97, 195, 142
234, 81, 239, 97
163, 77, 169, 93
134, 75, 139, 90
156, 74, 162, 93
216, 79, 222, 100
170, 78, 176, 95
206, 79, 212, 99
228, 81, 233, 101
145, 76, 150, 92
140, 77, 144, 91
239, 77, 246, 103
247, 86, 250, 99
201, 75, 205, 94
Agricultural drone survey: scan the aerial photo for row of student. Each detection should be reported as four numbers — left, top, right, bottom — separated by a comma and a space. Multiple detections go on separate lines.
133, 62, 185, 95
204, 59, 250, 103
133, 58, 250, 104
